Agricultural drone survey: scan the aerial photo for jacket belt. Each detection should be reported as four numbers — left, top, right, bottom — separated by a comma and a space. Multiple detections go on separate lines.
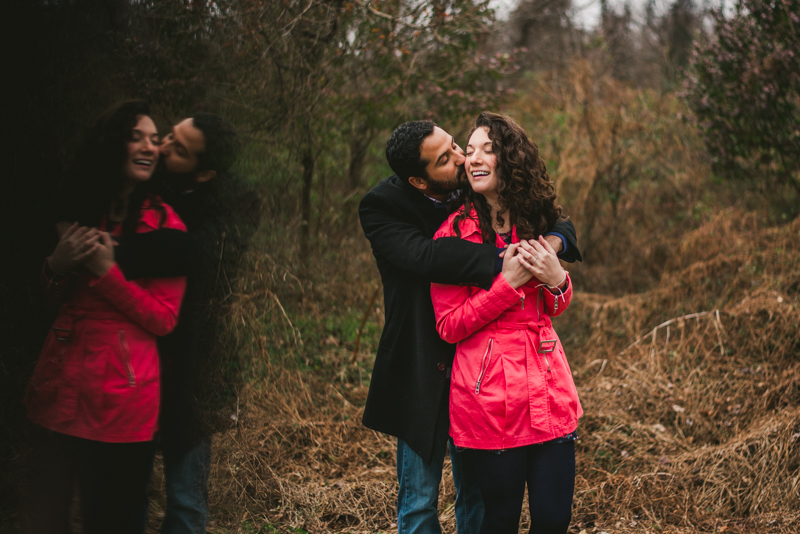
495, 320, 550, 334
494, 321, 557, 354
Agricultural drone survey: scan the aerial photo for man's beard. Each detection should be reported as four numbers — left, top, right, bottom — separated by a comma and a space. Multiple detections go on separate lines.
424, 167, 462, 196
154, 158, 198, 193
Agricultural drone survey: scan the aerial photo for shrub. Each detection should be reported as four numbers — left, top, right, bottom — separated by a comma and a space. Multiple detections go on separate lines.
684, 0, 800, 200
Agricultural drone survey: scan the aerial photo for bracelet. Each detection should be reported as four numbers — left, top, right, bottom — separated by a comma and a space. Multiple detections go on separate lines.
44, 258, 69, 281
546, 272, 567, 289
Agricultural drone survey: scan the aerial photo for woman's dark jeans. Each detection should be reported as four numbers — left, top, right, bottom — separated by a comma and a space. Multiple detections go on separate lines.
24, 425, 156, 534
462, 440, 576, 534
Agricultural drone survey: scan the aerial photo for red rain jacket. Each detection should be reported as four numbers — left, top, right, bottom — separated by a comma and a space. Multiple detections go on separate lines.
431, 209, 582, 450
26, 198, 187, 443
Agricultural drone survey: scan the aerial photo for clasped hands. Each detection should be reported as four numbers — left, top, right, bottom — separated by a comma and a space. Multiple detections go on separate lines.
501, 236, 566, 291
48, 222, 116, 278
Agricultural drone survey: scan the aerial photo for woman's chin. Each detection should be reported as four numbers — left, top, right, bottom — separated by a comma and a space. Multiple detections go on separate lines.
125, 171, 154, 184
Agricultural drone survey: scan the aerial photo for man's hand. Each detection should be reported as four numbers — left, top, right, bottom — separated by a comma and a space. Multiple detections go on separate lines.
501, 243, 535, 289
518, 237, 567, 288
82, 232, 115, 278
48, 223, 101, 274
543, 235, 563, 254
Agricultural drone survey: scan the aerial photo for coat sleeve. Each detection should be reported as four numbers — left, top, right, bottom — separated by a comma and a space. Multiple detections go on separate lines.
89, 207, 188, 337
536, 273, 572, 317
549, 218, 582, 263
540, 273, 574, 317
40, 259, 77, 305
431, 274, 524, 344
115, 229, 202, 279
88, 265, 186, 336
359, 190, 498, 289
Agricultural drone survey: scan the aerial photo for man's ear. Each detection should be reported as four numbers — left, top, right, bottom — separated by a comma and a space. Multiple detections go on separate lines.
408, 175, 428, 192
194, 169, 217, 184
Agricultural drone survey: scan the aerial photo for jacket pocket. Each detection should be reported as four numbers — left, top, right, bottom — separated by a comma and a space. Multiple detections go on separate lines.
475, 338, 494, 394
118, 330, 136, 387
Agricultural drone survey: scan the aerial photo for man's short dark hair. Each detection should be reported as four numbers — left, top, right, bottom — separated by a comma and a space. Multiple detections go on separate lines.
385, 120, 436, 181
192, 112, 239, 174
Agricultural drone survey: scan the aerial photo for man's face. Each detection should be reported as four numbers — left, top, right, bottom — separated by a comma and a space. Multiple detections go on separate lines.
418, 126, 466, 194
160, 118, 205, 176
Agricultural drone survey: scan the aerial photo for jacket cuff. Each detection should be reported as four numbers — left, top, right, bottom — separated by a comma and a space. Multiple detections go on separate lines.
479, 273, 525, 316
88, 263, 131, 300
542, 273, 572, 313
545, 232, 568, 256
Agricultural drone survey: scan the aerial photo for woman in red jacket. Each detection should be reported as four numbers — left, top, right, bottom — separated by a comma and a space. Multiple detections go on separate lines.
24, 101, 186, 533
431, 112, 581, 534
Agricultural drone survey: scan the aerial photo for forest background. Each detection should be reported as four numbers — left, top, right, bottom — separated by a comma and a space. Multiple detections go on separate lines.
2, 0, 800, 532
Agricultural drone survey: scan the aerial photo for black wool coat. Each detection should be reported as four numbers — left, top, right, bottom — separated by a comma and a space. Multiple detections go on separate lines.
359, 174, 581, 464
115, 175, 262, 453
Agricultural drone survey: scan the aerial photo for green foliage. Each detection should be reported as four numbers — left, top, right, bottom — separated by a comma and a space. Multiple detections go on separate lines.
685, 0, 800, 198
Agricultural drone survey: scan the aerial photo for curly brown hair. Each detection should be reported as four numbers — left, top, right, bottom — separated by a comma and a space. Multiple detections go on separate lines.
452, 112, 563, 243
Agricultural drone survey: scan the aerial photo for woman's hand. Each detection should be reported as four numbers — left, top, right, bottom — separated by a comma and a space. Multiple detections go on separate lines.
82, 232, 116, 278
48, 223, 101, 274
501, 243, 535, 289
518, 236, 566, 289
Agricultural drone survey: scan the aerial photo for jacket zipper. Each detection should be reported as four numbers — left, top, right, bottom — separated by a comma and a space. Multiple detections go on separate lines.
118, 330, 136, 386
536, 289, 550, 372
521, 295, 525, 310
537, 288, 542, 322
475, 338, 494, 394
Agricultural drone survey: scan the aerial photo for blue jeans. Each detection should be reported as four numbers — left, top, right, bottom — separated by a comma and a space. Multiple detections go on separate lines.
161, 437, 212, 534
396, 417, 483, 534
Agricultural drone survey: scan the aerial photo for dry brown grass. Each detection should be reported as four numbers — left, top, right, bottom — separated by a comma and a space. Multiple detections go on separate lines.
560, 212, 800, 533
137, 63, 800, 533
139, 209, 800, 534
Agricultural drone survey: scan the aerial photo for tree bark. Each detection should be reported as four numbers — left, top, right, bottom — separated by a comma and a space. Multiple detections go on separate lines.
301, 152, 314, 251
348, 129, 373, 191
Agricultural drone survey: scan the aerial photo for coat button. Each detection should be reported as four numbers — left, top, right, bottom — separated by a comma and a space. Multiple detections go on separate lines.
437, 363, 445, 371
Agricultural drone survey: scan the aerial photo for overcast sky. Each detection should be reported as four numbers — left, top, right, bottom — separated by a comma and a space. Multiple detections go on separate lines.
489, 0, 603, 28
490, 0, 729, 30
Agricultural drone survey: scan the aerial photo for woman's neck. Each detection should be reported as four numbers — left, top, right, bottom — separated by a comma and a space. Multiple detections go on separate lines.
108, 181, 136, 223
484, 193, 510, 234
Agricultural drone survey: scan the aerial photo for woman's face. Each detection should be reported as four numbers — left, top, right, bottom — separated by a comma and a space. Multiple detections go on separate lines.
465, 126, 498, 197
123, 115, 160, 184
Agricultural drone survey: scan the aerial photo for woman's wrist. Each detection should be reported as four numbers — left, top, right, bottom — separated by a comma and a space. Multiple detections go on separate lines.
46, 256, 71, 276
87, 260, 115, 278
546, 271, 567, 291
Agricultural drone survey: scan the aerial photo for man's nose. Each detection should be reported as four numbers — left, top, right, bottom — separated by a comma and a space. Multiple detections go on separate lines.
454, 151, 466, 166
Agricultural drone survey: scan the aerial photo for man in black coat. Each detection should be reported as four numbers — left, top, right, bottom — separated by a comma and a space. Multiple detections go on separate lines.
113, 113, 261, 533
359, 121, 581, 534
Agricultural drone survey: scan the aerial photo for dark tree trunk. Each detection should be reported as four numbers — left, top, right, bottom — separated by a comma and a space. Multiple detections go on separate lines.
348, 130, 373, 191
301, 152, 314, 251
